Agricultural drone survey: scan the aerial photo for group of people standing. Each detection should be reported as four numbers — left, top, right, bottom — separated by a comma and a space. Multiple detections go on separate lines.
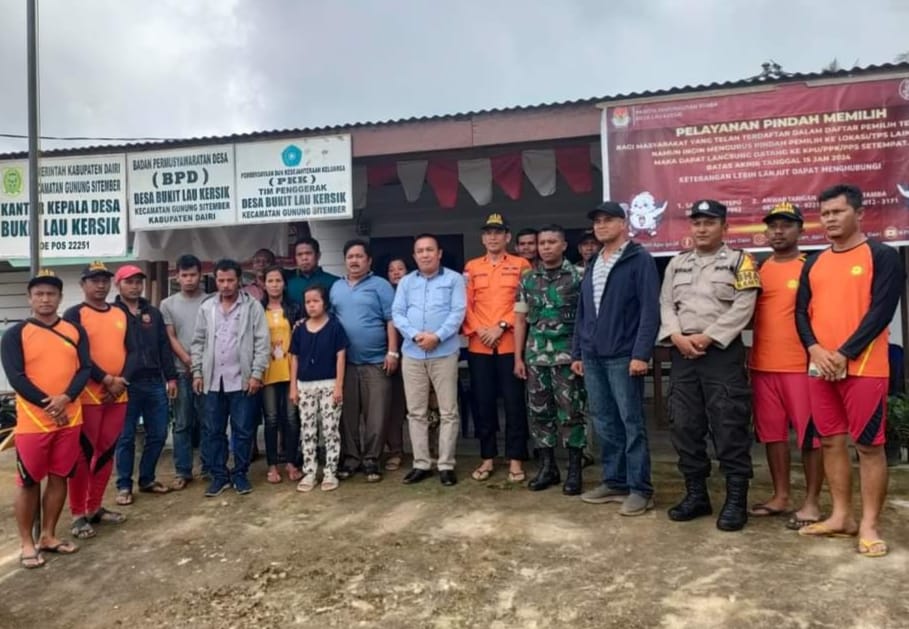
2, 182, 902, 569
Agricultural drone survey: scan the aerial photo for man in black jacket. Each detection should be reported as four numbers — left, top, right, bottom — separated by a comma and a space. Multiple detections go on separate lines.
112, 265, 178, 504
572, 202, 661, 516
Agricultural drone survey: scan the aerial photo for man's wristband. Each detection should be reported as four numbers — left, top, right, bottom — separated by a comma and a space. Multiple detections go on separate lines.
387, 351, 400, 359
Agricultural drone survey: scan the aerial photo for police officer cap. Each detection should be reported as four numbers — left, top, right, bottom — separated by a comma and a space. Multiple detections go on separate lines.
688, 199, 727, 219
27, 269, 63, 291
762, 201, 803, 224
587, 201, 626, 221
481, 212, 509, 231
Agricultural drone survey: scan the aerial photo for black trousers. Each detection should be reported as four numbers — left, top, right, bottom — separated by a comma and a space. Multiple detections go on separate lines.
668, 338, 753, 479
468, 351, 529, 460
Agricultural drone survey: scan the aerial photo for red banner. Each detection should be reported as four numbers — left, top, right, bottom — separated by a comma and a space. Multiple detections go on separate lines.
604, 77, 909, 255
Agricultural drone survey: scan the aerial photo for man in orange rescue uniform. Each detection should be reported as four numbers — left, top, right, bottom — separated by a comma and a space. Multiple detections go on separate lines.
795, 184, 904, 558
748, 202, 824, 529
63, 261, 138, 540
463, 213, 532, 483
1, 270, 91, 568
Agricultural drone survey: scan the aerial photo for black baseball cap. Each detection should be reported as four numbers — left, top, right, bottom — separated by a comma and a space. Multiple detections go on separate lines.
763, 201, 804, 224
587, 201, 626, 220
578, 229, 598, 244
688, 199, 727, 219
81, 260, 114, 280
481, 212, 509, 230
27, 269, 63, 291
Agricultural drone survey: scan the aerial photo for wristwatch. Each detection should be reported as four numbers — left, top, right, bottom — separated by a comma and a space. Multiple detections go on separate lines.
498, 321, 509, 330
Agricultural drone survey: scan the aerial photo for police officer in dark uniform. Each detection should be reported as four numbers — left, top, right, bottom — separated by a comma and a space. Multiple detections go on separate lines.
658, 200, 760, 531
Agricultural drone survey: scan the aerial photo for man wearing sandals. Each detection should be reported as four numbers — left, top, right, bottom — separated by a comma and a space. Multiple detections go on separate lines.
747, 203, 824, 529
795, 184, 904, 558
113, 265, 179, 505
64, 261, 140, 539
513, 224, 586, 492
161, 254, 208, 489
1, 271, 91, 568
463, 213, 532, 483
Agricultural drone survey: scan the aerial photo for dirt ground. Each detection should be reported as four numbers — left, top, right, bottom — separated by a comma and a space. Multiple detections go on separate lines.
0, 436, 907, 629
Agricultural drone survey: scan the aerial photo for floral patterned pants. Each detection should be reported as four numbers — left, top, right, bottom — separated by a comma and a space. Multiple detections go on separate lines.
296, 380, 342, 477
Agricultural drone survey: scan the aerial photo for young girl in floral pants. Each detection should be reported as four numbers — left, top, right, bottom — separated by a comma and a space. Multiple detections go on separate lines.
289, 285, 348, 492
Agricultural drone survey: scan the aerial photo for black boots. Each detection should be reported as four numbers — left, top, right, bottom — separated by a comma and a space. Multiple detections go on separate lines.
716, 475, 749, 532
667, 476, 713, 521
528, 447, 560, 491
562, 447, 583, 495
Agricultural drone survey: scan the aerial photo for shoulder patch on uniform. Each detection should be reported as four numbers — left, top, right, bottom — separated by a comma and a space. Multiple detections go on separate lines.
734, 252, 761, 290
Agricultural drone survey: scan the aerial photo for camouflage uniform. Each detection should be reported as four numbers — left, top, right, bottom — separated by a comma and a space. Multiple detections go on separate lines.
515, 259, 586, 449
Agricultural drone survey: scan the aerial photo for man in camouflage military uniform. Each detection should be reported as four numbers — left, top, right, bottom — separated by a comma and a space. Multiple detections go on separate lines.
514, 224, 586, 494
658, 200, 760, 532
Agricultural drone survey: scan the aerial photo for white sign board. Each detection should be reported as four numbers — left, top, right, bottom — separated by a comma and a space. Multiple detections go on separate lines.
128, 146, 235, 231
235, 134, 352, 224
0, 154, 128, 259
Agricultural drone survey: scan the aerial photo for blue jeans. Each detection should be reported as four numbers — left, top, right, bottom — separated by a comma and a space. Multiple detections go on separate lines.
583, 356, 653, 498
203, 388, 256, 483
173, 374, 207, 479
116, 379, 169, 491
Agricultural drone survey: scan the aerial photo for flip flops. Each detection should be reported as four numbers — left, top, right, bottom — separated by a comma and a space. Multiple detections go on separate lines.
139, 481, 171, 495
88, 507, 126, 525
749, 503, 787, 517
507, 471, 526, 483
857, 538, 889, 558
266, 468, 282, 484
785, 514, 823, 531
798, 522, 858, 538
38, 540, 79, 555
116, 489, 134, 505
471, 466, 493, 482
19, 553, 45, 569
170, 477, 190, 491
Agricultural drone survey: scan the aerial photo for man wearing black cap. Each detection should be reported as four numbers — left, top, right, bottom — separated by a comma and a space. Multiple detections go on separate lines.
658, 200, 760, 531
572, 202, 660, 515
463, 213, 531, 483
573, 227, 603, 468
575, 230, 600, 276
63, 261, 139, 539
748, 203, 824, 529
1, 270, 91, 567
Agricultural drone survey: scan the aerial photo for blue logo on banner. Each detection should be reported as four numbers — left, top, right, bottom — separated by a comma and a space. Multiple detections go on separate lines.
282, 145, 303, 167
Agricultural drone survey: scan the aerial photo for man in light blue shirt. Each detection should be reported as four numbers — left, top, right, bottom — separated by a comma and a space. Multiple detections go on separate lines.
330, 239, 399, 482
392, 234, 466, 486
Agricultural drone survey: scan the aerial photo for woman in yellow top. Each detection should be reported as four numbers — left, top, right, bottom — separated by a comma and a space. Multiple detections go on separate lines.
260, 266, 303, 483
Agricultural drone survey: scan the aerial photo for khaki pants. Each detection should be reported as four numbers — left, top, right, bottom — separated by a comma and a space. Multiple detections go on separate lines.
402, 353, 460, 471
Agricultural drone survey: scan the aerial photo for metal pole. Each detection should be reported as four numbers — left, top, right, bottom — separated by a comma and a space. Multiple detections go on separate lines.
27, 0, 41, 276
26, 0, 42, 545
